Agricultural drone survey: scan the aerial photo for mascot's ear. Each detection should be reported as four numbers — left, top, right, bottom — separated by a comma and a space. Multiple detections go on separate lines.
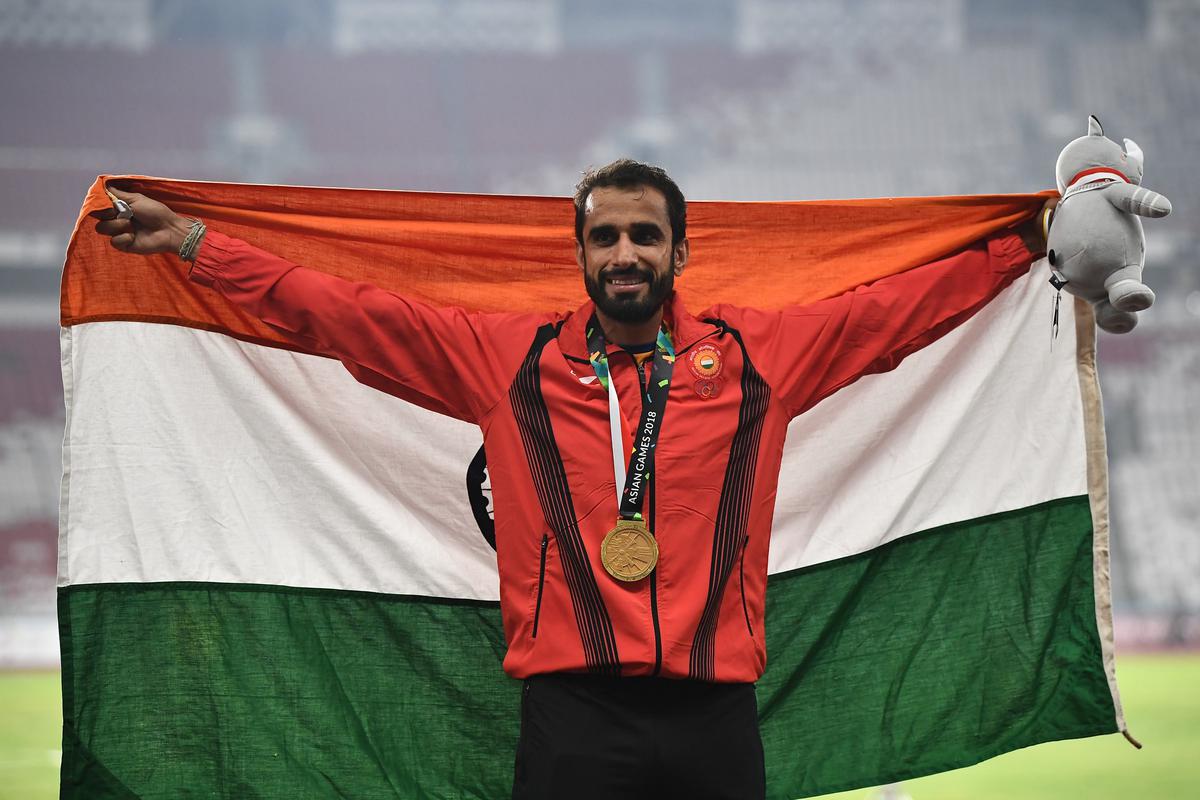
1088, 115, 1104, 136
1124, 138, 1144, 174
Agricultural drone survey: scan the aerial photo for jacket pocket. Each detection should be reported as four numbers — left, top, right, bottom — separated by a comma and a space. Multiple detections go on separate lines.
532, 533, 549, 638
739, 533, 754, 637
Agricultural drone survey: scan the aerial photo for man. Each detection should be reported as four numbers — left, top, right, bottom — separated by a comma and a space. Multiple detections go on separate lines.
95, 160, 1047, 799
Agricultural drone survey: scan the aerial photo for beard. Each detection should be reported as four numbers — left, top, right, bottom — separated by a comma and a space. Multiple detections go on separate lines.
583, 263, 675, 324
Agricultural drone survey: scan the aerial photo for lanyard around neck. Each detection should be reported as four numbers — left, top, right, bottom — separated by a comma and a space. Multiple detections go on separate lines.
586, 315, 676, 523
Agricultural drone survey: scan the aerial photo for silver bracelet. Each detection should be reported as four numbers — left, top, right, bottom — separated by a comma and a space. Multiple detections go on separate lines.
178, 219, 207, 262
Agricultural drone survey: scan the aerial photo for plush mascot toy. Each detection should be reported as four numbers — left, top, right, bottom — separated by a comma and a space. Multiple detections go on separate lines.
1047, 115, 1172, 333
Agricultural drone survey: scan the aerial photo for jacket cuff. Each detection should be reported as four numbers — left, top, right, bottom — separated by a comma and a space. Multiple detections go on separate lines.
188, 229, 241, 288
987, 230, 1037, 271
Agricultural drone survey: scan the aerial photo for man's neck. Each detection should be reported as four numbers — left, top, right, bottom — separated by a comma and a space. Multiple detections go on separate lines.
595, 308, 665, 347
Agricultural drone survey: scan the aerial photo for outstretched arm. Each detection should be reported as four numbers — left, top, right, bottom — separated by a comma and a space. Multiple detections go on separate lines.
707, 223, 1042, 419
94, 188, 547, 423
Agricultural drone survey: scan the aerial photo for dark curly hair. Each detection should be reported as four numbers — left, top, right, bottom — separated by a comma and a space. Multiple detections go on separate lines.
574, 159, 687, 247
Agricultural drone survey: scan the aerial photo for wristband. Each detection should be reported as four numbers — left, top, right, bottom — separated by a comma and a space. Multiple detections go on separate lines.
1040, 206, 1054, 245
178, 219, 207, 262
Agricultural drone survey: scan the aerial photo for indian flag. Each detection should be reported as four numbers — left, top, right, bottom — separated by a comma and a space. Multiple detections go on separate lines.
57, 177, 1126, 799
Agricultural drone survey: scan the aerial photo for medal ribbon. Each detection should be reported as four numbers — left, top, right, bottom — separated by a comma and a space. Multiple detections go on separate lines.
586, 314, 676, 524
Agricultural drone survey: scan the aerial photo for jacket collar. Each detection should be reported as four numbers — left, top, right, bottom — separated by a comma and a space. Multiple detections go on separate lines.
557, 291, 718, 362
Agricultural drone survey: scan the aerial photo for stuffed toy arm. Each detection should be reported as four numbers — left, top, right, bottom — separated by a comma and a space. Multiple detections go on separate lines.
1102, 182, 1173, 218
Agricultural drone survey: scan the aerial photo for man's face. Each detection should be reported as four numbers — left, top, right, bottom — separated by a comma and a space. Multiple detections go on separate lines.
576, 185, 688, 324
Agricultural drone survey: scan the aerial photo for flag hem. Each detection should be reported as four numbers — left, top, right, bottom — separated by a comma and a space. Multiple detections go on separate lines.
1072, 297, 1127, 736
58, 579, 504, 608
57, 326, 75, 587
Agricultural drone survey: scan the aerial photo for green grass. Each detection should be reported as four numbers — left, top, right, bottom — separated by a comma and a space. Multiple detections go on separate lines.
0, 671, 62, 800
3, 654, 1197, 799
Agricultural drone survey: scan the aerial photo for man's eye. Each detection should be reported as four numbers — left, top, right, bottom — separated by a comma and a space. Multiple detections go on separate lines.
631, 227, 662, 244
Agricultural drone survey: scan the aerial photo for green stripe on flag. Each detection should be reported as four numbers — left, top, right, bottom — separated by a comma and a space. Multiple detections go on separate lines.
758, 494, 1116, 798
58, 497, 1115, 799
58, 585, 517, 800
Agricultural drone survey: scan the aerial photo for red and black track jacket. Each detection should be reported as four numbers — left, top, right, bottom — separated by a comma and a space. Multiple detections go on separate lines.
191, 229, 1035, 682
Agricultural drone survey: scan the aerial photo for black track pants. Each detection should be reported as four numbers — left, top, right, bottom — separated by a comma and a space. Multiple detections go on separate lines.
511, 673, 765, 800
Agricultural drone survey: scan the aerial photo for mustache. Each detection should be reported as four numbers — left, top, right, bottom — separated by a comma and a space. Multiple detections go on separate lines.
601, 267, 654, 281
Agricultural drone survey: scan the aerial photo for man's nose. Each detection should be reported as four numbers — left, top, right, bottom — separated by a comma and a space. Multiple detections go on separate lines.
612, 234, 637, 266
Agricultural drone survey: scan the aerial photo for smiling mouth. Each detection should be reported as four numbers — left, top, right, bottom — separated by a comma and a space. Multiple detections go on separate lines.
606, 273, 648, 293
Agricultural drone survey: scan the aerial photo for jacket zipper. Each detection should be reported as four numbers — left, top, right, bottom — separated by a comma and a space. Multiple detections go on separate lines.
532, 533, 548, 638
739, 533, 754, 637
625, 351, 665, 675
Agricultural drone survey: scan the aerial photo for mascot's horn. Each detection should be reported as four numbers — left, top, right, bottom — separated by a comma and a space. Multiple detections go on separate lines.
1088, 115, 1104, 136
1124, 138, 1144, 175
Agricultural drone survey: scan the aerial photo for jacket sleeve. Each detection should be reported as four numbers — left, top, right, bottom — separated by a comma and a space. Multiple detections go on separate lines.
189, 229, 551, 424
707, 232, 1036, 419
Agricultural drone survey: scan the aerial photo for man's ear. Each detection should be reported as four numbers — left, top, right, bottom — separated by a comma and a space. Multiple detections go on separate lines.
575, 241, 586, 271
673, 239, 689, 276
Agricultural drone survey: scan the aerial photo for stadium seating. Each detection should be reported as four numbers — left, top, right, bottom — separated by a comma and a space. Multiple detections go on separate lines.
2, 1, 1198, 665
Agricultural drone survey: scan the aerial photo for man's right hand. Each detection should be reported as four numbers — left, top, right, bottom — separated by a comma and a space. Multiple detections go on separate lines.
92, 187, 196, 257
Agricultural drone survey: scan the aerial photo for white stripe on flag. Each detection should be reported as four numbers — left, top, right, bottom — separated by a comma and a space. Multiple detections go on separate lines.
59, 321, 499, 600
770, 260, 1088, 572
60, 260, 1087, 596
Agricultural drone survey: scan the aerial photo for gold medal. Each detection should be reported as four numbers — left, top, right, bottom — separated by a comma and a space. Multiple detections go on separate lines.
601, 519, 658, 582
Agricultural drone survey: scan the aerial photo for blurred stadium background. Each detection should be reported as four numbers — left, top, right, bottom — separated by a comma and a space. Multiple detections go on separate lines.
1, 0, 1197, 797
